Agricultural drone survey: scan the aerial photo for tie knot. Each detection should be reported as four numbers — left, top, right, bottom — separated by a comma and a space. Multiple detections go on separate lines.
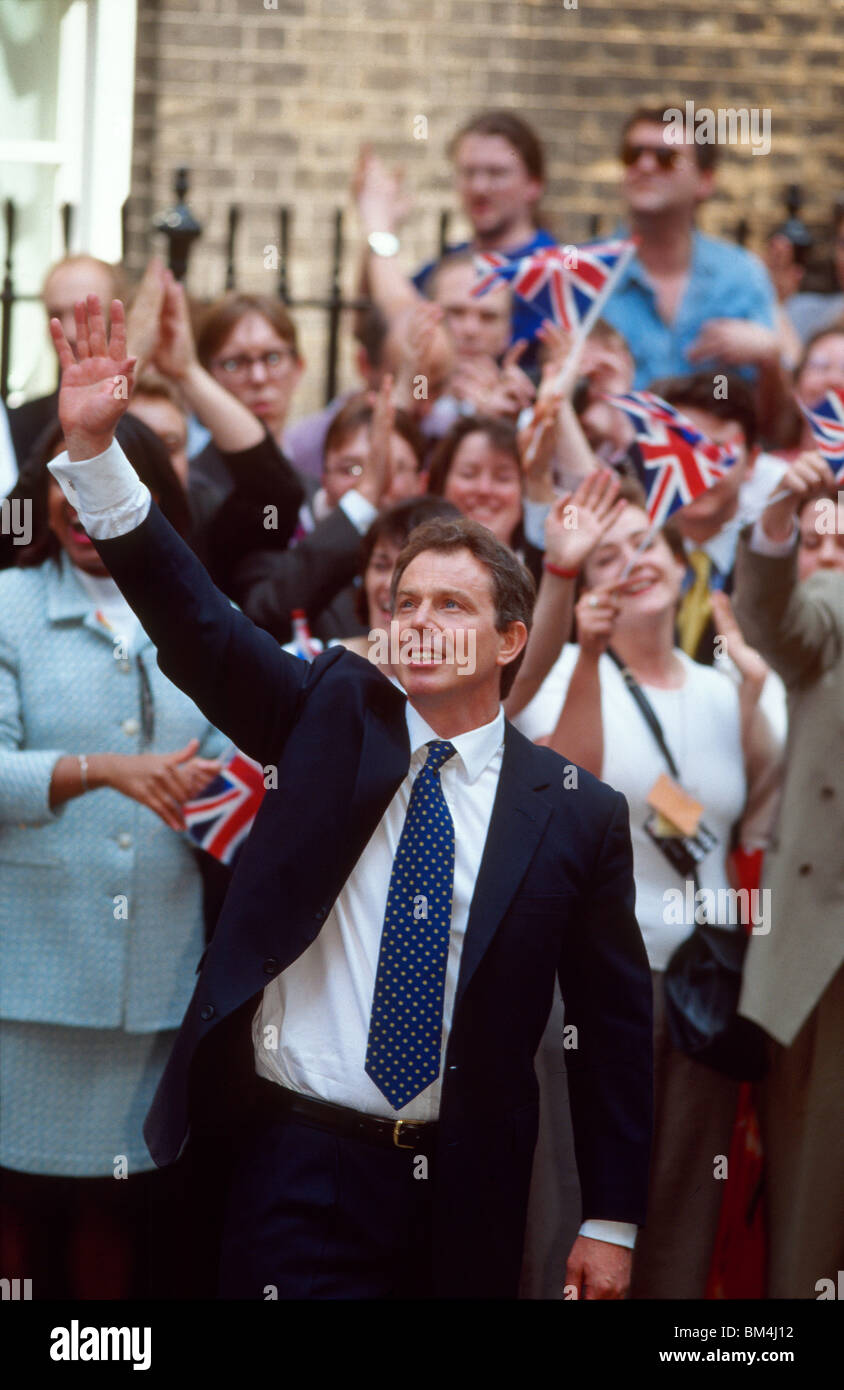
424, 739, 456, 772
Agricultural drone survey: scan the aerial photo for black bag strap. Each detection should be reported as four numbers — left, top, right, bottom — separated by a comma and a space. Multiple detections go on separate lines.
605, 647, 682, 781
605, 646, 708, 905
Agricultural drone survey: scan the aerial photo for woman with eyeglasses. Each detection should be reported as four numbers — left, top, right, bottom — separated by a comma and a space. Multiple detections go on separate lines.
0, 415, 226, 1299
197, 292, 305, 449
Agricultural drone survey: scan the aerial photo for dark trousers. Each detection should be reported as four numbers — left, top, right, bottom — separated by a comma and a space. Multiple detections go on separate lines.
218, 1109, 436, 1299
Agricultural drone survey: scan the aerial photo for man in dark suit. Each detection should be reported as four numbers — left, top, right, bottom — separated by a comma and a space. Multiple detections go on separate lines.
48, 295, 653, 1300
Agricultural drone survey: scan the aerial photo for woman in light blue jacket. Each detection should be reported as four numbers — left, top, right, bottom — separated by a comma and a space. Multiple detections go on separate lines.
0, 417, 225, 1298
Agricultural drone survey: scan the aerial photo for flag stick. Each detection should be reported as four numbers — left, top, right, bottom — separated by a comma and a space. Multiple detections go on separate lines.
551, 240, 638, 395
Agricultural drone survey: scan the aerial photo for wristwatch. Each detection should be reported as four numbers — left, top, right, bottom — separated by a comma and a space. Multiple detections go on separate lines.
367, 231, 400, 258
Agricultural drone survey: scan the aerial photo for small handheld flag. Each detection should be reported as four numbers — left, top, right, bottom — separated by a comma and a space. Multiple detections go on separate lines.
606, 390, 739, 528
183, 750, 266, 865
798, 388, 844, 482
472, 238, 636, 336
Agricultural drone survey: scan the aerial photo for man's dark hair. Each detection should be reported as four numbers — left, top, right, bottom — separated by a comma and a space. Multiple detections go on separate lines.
323, 392, 425, 470
448, 109, 545, 184
649, 372, 757, 450
620, 105, 720, 173
354, 496, 461, 624
390, 515, 536, 698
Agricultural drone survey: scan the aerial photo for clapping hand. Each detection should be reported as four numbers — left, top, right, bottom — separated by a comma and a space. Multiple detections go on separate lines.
51, 294, 136, 461
105, 739, 223, 832
152, 271, 199, 382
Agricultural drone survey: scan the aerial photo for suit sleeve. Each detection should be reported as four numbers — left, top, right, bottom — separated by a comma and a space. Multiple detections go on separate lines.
94, 501, 320, 767
733, 530, 842, 688
558, 790, 653, 1226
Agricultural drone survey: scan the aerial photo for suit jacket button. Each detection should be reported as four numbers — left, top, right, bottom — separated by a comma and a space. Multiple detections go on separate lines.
821, 786, 835, 799
263, 957, 279, 975
200, 1004, 215, 1021
798, 863, 812, 876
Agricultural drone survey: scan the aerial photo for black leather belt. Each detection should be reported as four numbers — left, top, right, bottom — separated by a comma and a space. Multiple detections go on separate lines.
256, 1076, 438, 1154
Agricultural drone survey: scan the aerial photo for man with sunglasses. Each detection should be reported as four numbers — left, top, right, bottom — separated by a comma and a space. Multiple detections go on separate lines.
600, 105, 779, 390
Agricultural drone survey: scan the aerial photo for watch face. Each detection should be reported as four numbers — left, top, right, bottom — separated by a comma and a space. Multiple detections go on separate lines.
368, 232, 400, 258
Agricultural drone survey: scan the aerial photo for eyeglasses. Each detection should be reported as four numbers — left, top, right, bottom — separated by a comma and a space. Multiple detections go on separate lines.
324, 461, 363, 480
212, 349, 295, 378
620, 143, 684, 171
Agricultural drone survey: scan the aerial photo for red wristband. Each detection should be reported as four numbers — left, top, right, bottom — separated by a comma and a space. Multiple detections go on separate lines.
543, 560, 579, 579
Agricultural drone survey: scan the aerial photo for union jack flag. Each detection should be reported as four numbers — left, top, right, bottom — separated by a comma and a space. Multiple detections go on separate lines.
471, 238, 636, 334
606, 391, 739, 527
799, 388, 844, 481
183, 750, 266, 865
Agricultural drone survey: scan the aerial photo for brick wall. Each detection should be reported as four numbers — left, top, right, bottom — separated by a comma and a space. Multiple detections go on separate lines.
129, 0, 843, 415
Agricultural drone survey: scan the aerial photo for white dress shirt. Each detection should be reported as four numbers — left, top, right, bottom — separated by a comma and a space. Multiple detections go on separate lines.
255, 702, 504, 1120
48, 437, 635, 1248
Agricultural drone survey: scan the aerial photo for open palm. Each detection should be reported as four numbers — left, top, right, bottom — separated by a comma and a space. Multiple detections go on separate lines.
51, 294, 136, 448
544, 468, 626, 570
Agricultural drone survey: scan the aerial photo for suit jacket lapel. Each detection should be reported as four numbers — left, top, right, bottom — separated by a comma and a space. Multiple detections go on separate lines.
346, 681, 411, 856
455, 723, 553, 1011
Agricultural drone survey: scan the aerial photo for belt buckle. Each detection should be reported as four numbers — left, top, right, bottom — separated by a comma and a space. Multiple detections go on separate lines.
392, 1120, 416, 1150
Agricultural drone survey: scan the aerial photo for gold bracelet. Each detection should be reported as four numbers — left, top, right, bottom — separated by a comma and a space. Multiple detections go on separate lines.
78, 754, 89, 792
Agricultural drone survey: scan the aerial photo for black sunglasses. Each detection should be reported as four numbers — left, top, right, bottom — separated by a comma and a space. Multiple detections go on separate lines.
620, 143, 682, 170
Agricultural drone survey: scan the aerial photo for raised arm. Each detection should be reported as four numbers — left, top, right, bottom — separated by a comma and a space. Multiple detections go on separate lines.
47, 294, 316, 765
732, 452, 841, 688
505, 470, 625, 719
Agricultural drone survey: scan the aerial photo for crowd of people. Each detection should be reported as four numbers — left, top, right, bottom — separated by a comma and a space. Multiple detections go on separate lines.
0, 101, 842, 1303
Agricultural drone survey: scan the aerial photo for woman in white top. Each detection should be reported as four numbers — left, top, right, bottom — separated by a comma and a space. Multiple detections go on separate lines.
514, 492, 772, 1299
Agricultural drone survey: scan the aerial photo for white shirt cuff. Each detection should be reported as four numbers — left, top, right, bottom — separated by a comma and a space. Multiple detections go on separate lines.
338, 488, 378, 534
749, 517, 798, 557
578, 1219, 637, 1249
48, 440, 151, 539
522, 496, 551, 551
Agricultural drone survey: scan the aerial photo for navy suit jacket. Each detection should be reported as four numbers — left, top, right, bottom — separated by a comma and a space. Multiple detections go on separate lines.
95, 503, 653, 1299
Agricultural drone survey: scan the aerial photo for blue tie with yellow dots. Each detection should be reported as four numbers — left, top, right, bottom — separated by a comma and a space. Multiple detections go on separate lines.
365, 739, 457, 1110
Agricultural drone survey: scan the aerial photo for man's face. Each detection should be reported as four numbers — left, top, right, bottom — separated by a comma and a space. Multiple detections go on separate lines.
798, 501, 844, 581
44, 261, 116, 350
392, 546, 525, 706
322, 424, 422, 509
453, 133, 542, 242
126, 395, 189, 487
433, 261, 511, 361
621, 121, 712, 219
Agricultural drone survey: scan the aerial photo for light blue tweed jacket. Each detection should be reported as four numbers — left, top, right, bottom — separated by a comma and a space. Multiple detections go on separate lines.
0, 554, 227, 1031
